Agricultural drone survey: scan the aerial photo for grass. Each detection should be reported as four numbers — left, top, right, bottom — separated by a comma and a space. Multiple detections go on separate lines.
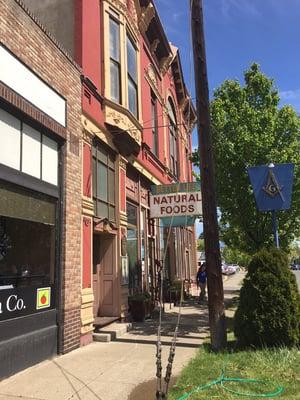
168, 346, 300, 400
169, 292, 300, 399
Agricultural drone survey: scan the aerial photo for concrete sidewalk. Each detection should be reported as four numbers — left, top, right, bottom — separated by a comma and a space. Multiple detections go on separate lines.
0, 273, 244, 400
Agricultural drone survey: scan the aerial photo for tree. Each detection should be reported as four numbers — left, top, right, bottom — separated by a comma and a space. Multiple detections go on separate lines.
222, 246, 251, 268
234, 248, 300, 348
197, 238, 205, 252
192, 63, 300, 253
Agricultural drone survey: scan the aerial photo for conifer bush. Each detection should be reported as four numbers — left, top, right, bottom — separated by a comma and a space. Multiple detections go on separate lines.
234, 248, 300, 348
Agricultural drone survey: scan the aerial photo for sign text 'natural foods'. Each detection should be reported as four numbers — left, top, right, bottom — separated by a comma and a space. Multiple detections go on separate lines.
150, 191, 202, 218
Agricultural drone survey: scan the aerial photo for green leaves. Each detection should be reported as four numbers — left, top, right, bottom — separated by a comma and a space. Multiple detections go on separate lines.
194, 63, 300, 253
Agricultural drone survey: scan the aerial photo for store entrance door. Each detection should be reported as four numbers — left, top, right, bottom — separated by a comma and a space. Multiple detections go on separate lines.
93, 233, 118, 317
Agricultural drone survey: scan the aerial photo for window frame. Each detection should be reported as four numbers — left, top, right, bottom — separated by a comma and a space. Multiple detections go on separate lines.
151, 91, 159, 157
126, 33, 138, 117
168, 99, 179, 178
92, 142, 116, 222
109, 15, 121, 104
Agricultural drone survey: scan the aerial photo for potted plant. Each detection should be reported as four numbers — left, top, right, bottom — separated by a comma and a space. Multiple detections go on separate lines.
128, 292, 151, 322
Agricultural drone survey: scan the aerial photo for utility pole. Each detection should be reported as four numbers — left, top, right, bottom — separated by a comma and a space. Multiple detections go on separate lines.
190, 0, 227, 350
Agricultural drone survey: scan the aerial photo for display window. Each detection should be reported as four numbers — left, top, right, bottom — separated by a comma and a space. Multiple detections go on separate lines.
0, 180, 56, 321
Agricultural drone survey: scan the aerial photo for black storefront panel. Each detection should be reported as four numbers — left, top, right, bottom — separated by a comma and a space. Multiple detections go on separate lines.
0, 178, 59, 379
0, 310, 57, 378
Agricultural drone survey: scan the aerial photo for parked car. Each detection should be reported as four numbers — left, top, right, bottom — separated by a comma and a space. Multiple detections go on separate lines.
291, 264, 300, 270
224, 265, 236, 275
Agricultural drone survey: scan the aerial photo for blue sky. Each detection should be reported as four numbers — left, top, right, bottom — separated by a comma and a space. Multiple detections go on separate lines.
156, 0, 300, 132
155, 0, 300, 237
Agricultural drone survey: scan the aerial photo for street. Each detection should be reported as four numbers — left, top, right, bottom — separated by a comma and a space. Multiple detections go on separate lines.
293, 271, 300, 291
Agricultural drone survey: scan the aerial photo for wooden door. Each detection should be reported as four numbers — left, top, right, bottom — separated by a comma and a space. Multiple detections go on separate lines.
93, 235, 101, 317
93, 233, 118, 317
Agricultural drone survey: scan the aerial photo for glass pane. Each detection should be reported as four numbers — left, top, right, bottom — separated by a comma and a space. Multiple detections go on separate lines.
108, 168, 115, 204
97, 145, 107, 164
128, 78, 137, 116
0, 108, 21, 170
42, 135, 58, 186
109, 18, 120, 62
109, 205, 115, 221
22, 123, 41, 179
127, 36, 137, 81
97, 162, 107, 202
97, 201, 108, 218
127, 202, 137, 226
0, 180, 56, 225
92, 157, 97, 198
0, 216, 56, 293
127, 227, 138, 290
108, 152, 115, 169
110, 61, 120, 103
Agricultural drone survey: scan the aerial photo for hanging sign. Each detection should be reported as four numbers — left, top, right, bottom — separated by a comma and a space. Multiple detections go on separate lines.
150, 182, 202, 219
248, 163, 294, 211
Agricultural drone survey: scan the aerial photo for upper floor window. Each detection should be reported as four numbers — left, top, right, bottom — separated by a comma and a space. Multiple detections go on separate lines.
127, 34, 138, 117
151, 91, 158, 157
168, 99, 179, 178
0, 108, 58, 186
109, 17, 121, 103
92, 143, 116, 222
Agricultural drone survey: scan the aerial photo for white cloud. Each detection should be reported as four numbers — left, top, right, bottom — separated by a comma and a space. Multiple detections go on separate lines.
280, 89, 300, 100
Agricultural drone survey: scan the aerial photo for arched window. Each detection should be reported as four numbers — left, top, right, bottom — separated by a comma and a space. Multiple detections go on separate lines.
167, 98, 178, 177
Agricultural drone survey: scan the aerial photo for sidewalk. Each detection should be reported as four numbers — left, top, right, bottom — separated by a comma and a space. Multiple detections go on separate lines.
0, 273, 244, 400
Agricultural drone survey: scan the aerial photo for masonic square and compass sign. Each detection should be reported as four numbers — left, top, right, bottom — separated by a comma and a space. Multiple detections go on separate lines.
248, 163, 294, 212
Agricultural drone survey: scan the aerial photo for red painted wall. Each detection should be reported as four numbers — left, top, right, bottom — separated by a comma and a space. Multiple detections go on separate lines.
75, 0, 104, 126
83, 143, 92, 197
82, 217, 92, 289
139, 38, 192, 185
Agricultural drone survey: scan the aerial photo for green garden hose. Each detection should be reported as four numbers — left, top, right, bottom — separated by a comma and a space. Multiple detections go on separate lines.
176, 368, 284, 399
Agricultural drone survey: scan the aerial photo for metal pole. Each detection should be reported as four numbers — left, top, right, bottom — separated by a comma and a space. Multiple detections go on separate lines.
272, 210, 279, 248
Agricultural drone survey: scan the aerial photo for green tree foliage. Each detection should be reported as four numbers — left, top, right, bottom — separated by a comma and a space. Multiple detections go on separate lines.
192, 63, 300, 253
197, 238, 205, 252
222, 246, 251, 268
234, 248, 300, 348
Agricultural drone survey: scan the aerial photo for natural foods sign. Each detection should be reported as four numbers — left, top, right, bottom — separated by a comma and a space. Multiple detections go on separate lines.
150, 182, 202, 219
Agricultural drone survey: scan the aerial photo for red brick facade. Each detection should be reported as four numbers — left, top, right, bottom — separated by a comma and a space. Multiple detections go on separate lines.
0, 0, 82, 356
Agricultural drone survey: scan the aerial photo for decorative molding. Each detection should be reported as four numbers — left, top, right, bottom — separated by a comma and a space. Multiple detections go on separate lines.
119, 156, 128, 170
82, 197, 94, 216
144, 64, 163, 104
160, 54, 173, 75
138, 3, 155, 34
105, 102, 142, 146
83, 217, 91, 227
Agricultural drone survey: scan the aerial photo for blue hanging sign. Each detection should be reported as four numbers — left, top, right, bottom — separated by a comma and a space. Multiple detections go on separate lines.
248, 163, 294, 212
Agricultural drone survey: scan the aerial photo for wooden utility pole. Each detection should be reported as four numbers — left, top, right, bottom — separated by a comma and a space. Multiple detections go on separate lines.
191, 0, 227, 350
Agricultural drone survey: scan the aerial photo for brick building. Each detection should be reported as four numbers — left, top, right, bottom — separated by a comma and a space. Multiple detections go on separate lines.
0, 0, 82, 378
22, 0, 198, 344
0, 0, 198, 377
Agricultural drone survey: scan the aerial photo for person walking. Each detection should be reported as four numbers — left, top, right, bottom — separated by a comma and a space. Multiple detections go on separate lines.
196, 262, 207, 301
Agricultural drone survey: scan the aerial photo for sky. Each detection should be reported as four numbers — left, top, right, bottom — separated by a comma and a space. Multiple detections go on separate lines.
155, 0, 300, 237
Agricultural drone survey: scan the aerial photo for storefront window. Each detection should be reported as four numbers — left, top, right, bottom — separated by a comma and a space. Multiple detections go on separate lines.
0, 181, 56, 290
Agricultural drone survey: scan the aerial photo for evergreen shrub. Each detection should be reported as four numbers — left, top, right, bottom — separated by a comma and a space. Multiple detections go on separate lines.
234, 248, 300, 348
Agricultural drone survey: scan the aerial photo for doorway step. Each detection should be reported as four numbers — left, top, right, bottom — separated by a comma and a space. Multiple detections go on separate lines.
93, 321, 132, 343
